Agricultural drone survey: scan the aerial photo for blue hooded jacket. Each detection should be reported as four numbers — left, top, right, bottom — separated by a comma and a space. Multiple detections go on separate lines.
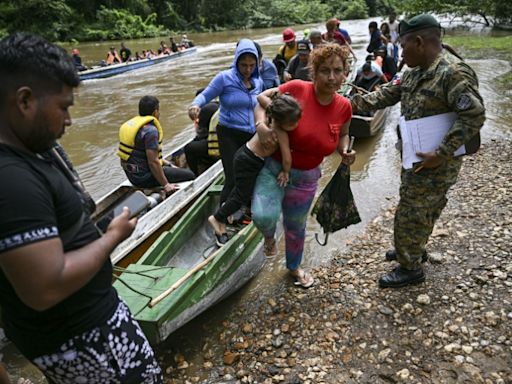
192, 39, 262, 134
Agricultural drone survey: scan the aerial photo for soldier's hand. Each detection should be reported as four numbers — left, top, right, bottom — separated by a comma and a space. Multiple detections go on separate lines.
416, 151, 444, 170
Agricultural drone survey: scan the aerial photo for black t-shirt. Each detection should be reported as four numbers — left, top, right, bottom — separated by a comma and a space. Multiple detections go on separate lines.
0, 144, 118, 359
120, 47, 131, 62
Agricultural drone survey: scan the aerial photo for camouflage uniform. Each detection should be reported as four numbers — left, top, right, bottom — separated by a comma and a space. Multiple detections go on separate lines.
351, 52, 485, 270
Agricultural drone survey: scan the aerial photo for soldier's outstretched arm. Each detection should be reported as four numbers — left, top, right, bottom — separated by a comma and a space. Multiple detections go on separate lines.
350, 80, 401, 114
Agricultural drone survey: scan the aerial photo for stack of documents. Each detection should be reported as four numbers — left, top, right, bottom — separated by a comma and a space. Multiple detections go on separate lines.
399, 112, 466, 169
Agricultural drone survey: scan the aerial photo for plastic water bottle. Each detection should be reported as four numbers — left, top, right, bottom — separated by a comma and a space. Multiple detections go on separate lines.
147, 192, 163, 209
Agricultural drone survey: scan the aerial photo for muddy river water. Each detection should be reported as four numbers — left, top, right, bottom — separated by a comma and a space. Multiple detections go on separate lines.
1, 18, 510, 383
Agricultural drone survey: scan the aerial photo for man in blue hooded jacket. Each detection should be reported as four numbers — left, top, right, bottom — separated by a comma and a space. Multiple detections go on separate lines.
188, 39, 263, 205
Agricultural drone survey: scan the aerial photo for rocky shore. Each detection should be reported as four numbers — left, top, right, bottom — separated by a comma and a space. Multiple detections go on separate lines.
168, 139, 511, 384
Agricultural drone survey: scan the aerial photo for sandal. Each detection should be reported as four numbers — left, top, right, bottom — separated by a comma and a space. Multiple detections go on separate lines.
291, 269, 314, 288
263, 238, 277, 258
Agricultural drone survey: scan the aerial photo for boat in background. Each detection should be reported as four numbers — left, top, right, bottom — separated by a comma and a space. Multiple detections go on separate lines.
79, 47, 197, 81
340, 60, 390, 138
113, 177, 278, 344
91, 138, 223, 267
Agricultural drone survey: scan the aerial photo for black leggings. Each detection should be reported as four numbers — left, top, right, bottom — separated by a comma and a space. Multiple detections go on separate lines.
184, 137, 217, 176
216, 124, 254, 204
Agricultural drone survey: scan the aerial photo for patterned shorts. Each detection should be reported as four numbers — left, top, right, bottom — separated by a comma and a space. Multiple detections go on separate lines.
32, 300, 163, 384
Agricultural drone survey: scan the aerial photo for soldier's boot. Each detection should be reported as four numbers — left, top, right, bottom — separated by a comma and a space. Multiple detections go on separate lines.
378, 266, 425, 288
385, 249, 428, 263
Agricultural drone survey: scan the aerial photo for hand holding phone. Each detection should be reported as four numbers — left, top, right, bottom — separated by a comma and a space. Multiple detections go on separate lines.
96, 191, 149, 233
106, 207, 137, 242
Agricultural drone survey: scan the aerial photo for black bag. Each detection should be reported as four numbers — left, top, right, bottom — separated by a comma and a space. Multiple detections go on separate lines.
311, 163, 361, 246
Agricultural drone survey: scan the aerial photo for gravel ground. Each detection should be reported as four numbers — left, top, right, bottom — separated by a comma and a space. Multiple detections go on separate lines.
167, 138, 511, 384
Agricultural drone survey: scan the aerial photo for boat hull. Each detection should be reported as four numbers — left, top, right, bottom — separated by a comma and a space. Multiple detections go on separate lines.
349, 107, 389, 138
79, 47, 197, 81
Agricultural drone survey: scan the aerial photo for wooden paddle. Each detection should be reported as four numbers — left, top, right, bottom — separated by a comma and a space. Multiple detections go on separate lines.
148, 224, 255, 308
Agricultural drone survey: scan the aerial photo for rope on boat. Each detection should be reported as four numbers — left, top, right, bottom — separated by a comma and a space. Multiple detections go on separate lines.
113, 265, 167, 280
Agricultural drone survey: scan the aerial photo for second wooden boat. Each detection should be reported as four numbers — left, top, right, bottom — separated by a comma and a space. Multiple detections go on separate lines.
113, 178, 276, 344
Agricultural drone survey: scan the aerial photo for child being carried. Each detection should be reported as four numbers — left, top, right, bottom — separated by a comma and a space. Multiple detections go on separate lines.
208, 94, 302, 246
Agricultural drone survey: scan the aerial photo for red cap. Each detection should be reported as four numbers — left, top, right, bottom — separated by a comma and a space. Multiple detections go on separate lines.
282, 28, 296, 43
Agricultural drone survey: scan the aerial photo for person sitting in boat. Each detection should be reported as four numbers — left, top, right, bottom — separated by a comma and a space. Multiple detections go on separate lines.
273, 28, 297, 81
367, 21, 384, 54
283, 39, 312, 82
120, 42, 131, 62
208, 94, 302, 246
134, 51, 143, 61
106, 46, 121, 65
308, 29, 325, 49
180, 34, 194, 49
118, 96, 195, 195
322, 18, 357, 59
71, 48, 87, 71
354, 60, 387, 92
184, 89, 220, 176
254, 41, 280, 90
374, 46, 397, 82
356, 55, 388, 87
170, 37, 178, 53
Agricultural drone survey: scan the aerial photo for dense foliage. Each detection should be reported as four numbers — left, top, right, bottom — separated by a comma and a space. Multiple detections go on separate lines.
0, 0, 398, 42
401, 0, 512, 27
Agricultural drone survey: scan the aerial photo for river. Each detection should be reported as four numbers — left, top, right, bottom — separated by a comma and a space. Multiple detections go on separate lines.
1, 18, 511, 383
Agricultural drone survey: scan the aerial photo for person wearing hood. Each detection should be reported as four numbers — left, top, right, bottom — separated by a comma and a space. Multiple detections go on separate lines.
188, 39, 263, 206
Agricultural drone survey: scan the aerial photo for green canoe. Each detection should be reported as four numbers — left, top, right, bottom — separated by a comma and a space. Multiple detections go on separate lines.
113, 177, 270, 344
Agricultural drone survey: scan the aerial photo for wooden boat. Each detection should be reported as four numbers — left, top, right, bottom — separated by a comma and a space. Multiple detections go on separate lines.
91, 139, 223, 267
339, 60, 390, 138
113, 178, 275, 344
349, 108, 389, 138
79, 47, 197, 81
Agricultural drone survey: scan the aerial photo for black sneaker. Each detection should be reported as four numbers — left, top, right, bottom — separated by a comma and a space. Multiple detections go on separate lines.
385, 249, 428, 263
215, 233, 229, 247
379, 266, 425, 288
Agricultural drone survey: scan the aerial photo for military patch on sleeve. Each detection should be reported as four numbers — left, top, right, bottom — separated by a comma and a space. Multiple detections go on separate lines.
456, 94, 472, 110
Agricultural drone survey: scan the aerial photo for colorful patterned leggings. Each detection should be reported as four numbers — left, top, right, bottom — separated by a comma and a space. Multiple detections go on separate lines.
252, 158, 320, 271
32, 300, 163, 384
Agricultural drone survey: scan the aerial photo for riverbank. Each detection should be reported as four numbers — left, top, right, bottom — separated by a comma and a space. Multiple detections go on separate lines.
444, 35, 512, 87
167, 138, 512, 383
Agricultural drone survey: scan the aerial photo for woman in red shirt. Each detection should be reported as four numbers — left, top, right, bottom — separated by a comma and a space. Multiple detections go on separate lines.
253, 43, 355, 288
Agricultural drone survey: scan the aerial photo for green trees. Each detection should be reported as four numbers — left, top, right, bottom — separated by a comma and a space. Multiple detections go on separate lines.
402, 0, 512, 27
3, 0, 507, 42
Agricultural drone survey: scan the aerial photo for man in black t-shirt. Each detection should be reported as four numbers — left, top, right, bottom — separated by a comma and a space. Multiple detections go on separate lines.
120, 42, 132, 62
0, 33, 162, 383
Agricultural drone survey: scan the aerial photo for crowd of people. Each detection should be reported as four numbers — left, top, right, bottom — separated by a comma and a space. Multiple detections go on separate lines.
0, 10, 486, 383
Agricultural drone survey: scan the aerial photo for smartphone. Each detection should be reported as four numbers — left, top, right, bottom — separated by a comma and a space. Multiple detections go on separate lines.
95, 191, 149, 233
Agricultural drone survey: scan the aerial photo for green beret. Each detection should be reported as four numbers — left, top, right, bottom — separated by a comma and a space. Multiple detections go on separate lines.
398, 14, 440, 37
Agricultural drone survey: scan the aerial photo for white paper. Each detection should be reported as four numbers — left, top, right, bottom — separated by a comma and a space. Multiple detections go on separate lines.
399, 112, 466, 169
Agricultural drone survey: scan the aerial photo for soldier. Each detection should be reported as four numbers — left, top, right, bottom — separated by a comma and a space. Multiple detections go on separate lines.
351, 14, 485, 288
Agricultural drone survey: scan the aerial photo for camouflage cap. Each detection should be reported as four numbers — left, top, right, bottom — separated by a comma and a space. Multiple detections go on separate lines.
398, 14, 440, 37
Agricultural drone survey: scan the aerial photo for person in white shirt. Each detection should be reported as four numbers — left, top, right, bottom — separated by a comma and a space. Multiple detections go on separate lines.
388, 12, 400, 63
